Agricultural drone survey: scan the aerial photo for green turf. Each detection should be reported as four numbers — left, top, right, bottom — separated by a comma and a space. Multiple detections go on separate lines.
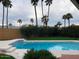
29, 37, 79, 40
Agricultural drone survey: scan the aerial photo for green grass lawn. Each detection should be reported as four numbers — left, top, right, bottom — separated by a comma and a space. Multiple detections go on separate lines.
29, 37, 79, 40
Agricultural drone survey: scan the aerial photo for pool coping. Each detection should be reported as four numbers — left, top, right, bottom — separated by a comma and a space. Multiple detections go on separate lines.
25, 40, 79, 42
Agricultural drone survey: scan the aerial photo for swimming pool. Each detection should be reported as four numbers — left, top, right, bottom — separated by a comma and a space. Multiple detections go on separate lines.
10, 40, 79, 50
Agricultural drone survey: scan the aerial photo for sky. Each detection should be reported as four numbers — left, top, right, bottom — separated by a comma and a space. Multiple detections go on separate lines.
0, 0, 79, 26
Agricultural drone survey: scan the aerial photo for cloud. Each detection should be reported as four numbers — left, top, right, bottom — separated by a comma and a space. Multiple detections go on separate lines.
0, 0, 79, 26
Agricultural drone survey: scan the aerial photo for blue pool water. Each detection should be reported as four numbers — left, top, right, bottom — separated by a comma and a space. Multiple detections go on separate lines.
10, 40, 79, 50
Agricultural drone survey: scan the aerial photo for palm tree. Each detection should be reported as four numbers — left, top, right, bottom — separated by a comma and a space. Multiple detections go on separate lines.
41, 15, 48, 27
9, 23, 12, 26
41, 0, 44, 26
45, 0, 52, 17
31, 0, 39, 27
56, 21, 62, 28
6, 0, 12, 28
3, 0, 12, 28
17, 19, 22, 27
30, 18, 34, 25
1, 0, 5, 28
1, 0, 12, 28
66, 13, 73, 27
41, 0, 44, 16
62, 15, 67, 27
9, 23, 12, 28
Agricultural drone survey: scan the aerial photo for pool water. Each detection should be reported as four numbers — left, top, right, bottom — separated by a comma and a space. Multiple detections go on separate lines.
10, 40, 79, 50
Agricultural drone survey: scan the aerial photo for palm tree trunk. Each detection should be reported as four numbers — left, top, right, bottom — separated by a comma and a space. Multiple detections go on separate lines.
6, 7, 8, 28
46, 22, 47, 27
68, 19, 70, 27
2, 5, 5, 28
41, 0, 44, 16
34, 6, 38, 27
48, 5, 50, 17
64, 19, 66, 27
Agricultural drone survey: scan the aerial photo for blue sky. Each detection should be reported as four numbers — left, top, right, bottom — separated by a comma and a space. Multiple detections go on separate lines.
0, 0, 79, 26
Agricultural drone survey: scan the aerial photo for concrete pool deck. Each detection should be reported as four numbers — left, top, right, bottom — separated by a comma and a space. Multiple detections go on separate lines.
0, 38, 79, 59
5, 50, 79, 59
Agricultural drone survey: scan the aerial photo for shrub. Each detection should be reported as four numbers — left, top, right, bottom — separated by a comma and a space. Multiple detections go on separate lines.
61, 26, 79, 37
0, 54, 15, 59
20, 25, 79, 38
23, 49, 57, 59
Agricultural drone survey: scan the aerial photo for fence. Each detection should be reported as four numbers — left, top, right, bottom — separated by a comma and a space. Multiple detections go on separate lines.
0, 28, 22, 40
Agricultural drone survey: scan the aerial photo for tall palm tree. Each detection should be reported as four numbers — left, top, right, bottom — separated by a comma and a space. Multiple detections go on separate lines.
62, 15, 67, 27
3, 0, 12, 28
0, 1, 3, 28
17, 19, 22, 27
66, 13, 73, 27
1, 0, 5, 28
1, 0, 12, 28
31, 0, 39, 27
41, 0, 44, 16
6, 0, 12, 28
45, 0, 52, 17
